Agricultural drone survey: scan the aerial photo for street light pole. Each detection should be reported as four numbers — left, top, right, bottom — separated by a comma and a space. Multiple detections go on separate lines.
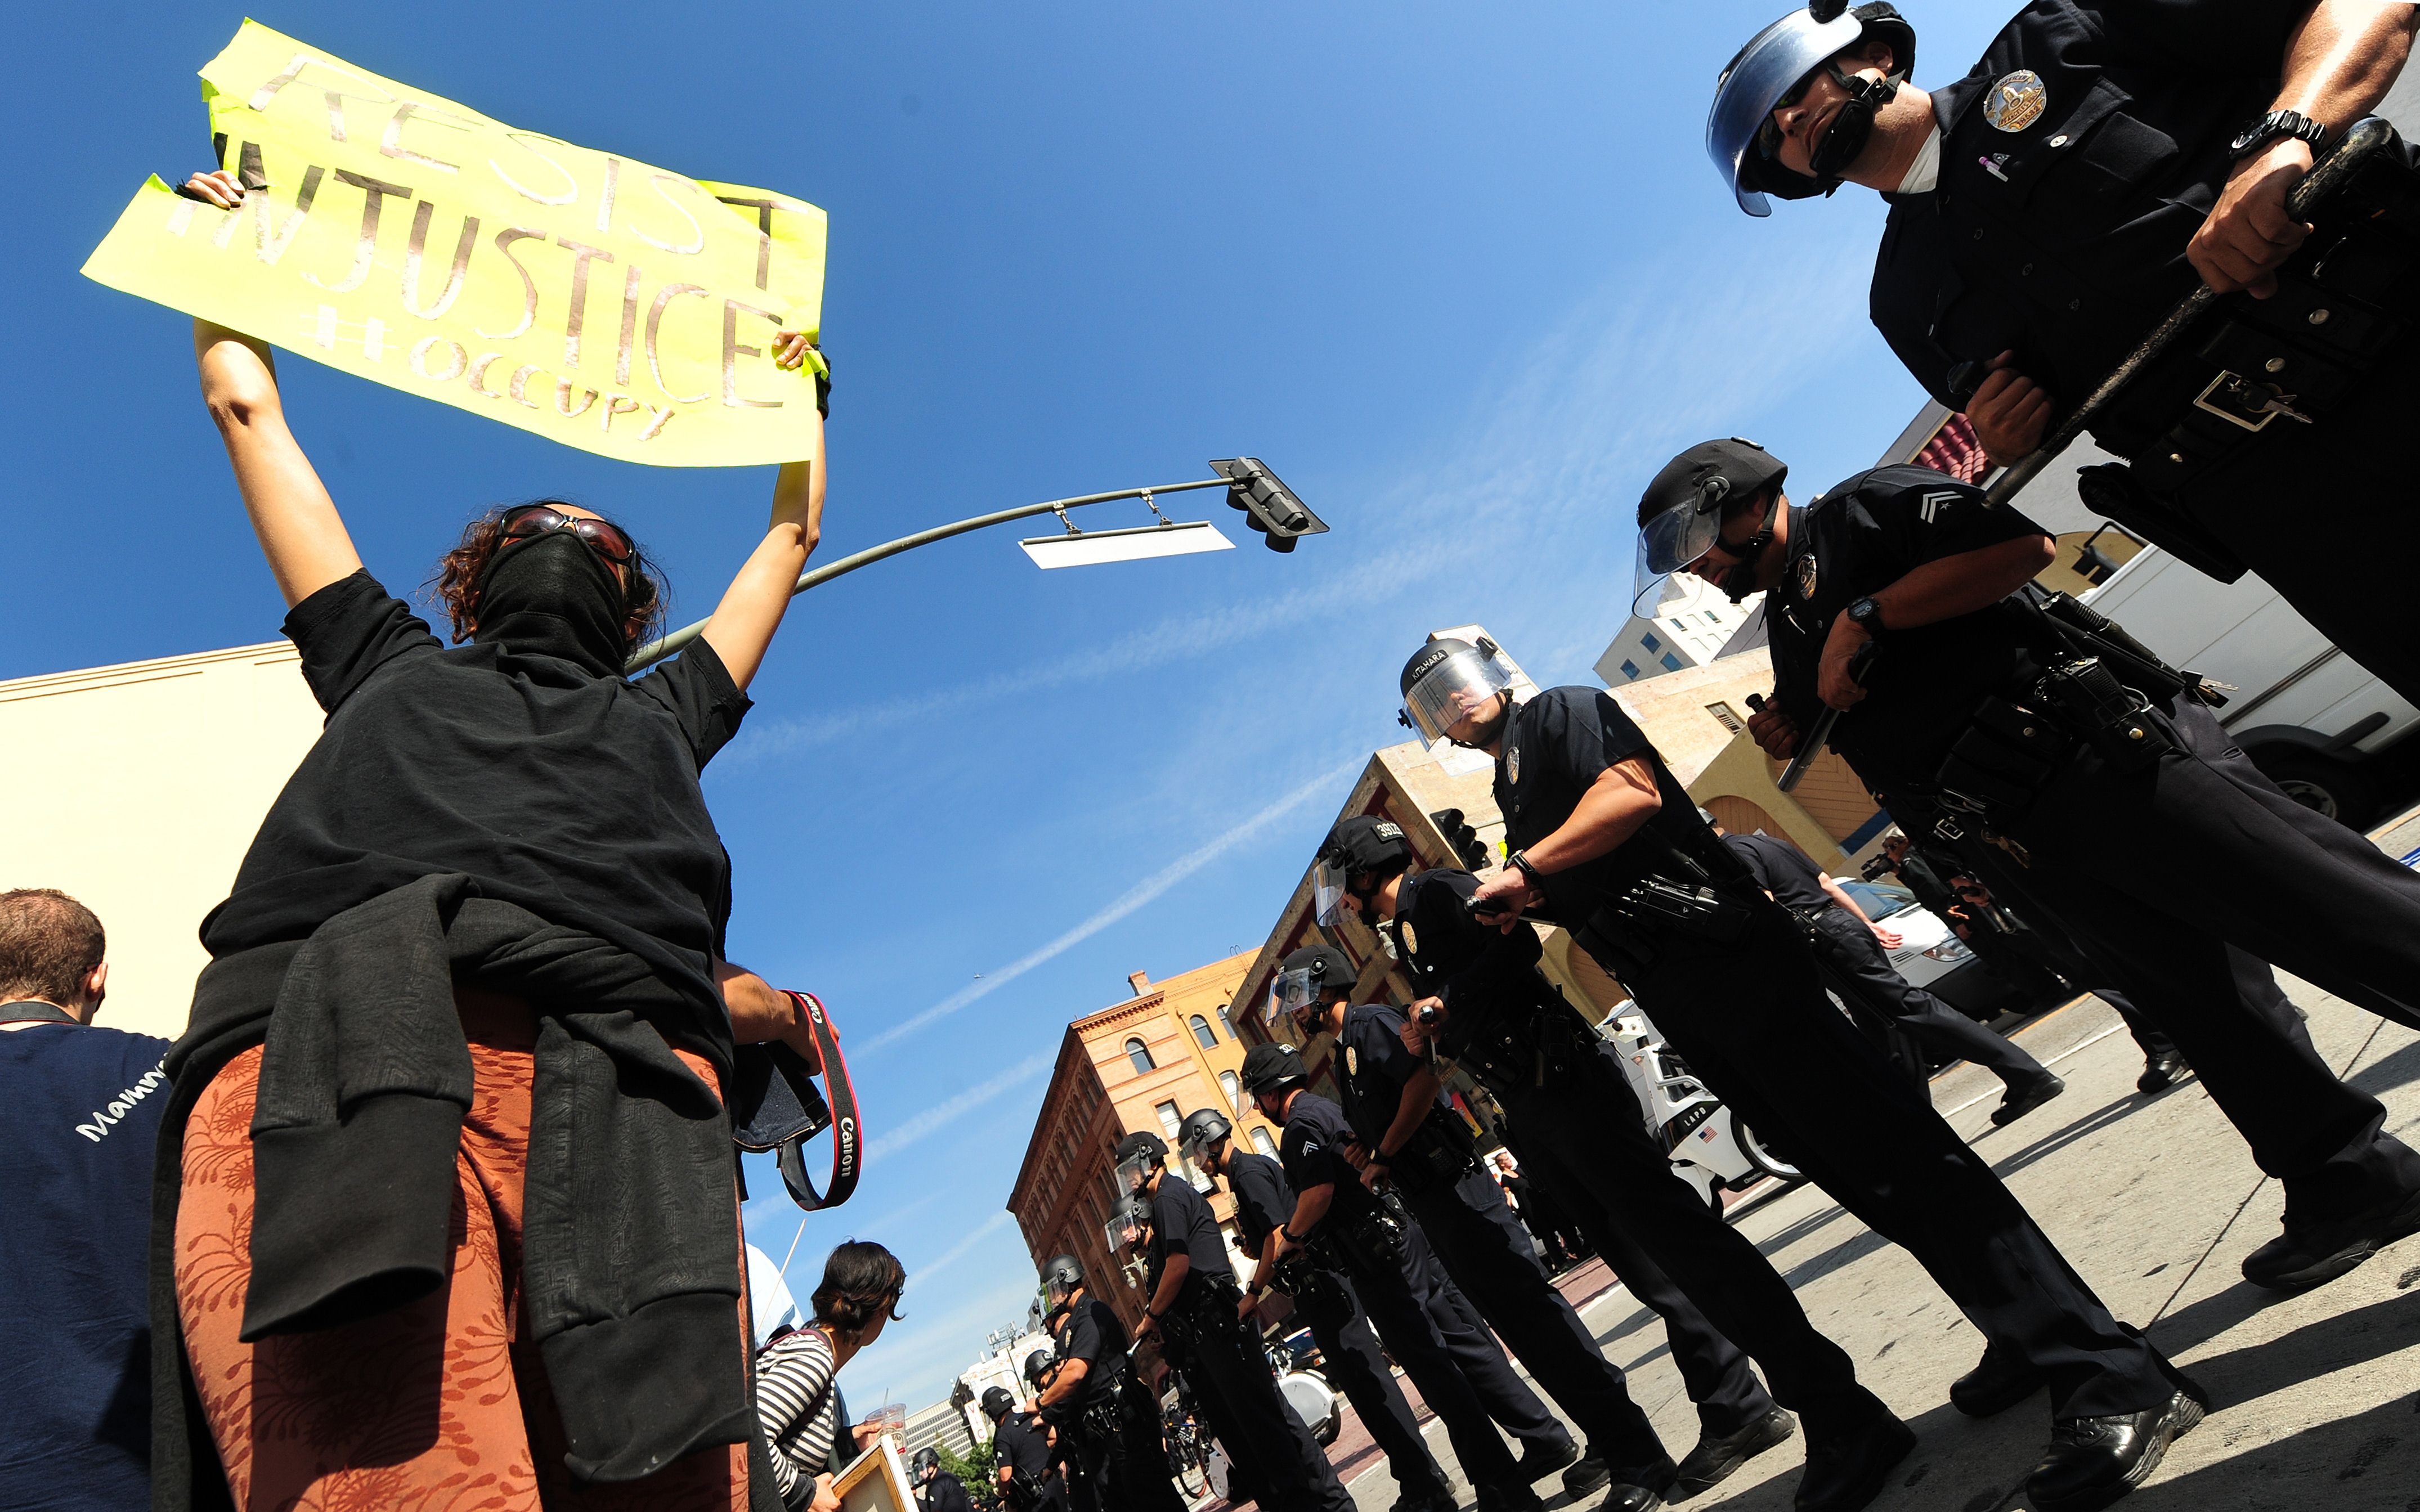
624, 475, 1233, 672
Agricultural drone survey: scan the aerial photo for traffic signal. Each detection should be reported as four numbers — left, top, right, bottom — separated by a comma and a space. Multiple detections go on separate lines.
1210, 457, 1327, 552
1430, 809, 1491, 871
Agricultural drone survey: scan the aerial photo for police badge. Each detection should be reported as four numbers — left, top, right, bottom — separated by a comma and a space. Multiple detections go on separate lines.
1345, 1046, 1360, 1076
1397, 921, 1418, 957
1794, 552, 1819, 600
1507, 743, 1521, 784
1982, 70, 2046, 133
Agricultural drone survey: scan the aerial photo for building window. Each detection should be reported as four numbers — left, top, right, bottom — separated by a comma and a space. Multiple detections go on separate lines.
1217, 1004, 1235, 1039
1126, 1038, 1155, 1075
1641, 632, 1662, 653
1619, 660, 1640, 679
1190, 1015, 1218, 1048
1660, 653, 1684, 672
1706, 701, 1744, 733
1220, 1070, 1242, 1113
1248, 1125, 1278, 1157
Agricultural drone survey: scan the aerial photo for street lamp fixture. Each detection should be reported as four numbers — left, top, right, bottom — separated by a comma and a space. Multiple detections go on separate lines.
625, 458, 1321, 671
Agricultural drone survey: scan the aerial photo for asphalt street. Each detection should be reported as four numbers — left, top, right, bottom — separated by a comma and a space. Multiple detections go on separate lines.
1280, 813, 2420, 1512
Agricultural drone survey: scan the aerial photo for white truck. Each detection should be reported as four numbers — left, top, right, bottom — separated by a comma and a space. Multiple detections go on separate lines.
2079, 545, 2419, 825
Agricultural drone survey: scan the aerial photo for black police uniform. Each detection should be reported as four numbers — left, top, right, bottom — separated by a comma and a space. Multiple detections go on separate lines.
1867, 0, 2420, 702
1144, 1171, 1351, 1512
1764, 465, 2420, 1233
922, 1470, 976, 1512
1391, 864, 1877, 1441
1262, 1096, 1533, 1497
1049, 1295, 1186, 1512
995, 1412, 1070, 1512
1224, 1146, 1460, 1504
1724, 830, 2056, 1093
1332, 1000, 1676, 1488
1492, 1160, 1581, 1269
1494, 681, 2174, 1421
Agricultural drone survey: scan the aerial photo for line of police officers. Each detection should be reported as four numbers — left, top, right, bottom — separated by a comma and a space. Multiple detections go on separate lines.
1045, 5, 2420, 1512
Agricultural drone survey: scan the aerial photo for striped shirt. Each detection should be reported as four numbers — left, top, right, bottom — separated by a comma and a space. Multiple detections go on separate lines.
757, 1327, 841, 1501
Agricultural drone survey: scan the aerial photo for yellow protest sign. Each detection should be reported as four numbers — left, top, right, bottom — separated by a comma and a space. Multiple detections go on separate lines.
82, 20, 826, 468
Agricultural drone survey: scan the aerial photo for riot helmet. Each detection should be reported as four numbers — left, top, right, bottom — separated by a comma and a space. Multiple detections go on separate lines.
1270, 943, 1356, 1030
1710, 2, 1917, 215
1633, 438, 1789, 610
913, 1447, 942, 1479
1315, 816, 1416, 927
1042, 1254, 1086, 1314
1399, 637, 1517, 750
1113, 1130, 1168, 1197
1105, 1190, 1152, 1255
1023, 1348, 1054, 1388
1178, 1107, 1234, 1169
1239, 1040, 1311, 1106
982, 1386, 1016, 1420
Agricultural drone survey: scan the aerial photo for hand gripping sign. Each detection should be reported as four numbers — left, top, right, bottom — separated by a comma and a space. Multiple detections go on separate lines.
82, 21, 826, 467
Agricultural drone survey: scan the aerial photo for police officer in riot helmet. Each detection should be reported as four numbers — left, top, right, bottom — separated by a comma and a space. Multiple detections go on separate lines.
1182, 1104, 1472, 1512
1032, 1253, 1186, 1512
1397, 629, 2206, 1512
987, 1387, 1068, 1512
1320, 812, 1850, 1499
1271, 940, 1679, 1510
915, 1446, 976, 1512
1116, 1130, 1354, 1512
1651, 429, 2420, 1305
1710, 1, 2420, 702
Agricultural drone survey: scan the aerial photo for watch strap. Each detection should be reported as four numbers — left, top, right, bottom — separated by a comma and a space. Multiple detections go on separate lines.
2231, 108, 2326, 161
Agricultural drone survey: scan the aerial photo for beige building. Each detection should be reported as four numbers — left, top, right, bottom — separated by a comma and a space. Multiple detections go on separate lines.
1006, 953, 1266, 1336
0, 642, 321, 1039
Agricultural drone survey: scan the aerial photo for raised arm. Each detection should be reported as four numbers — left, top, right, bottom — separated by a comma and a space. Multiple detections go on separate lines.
185, 175, 362, 608
700, 329, 826, 690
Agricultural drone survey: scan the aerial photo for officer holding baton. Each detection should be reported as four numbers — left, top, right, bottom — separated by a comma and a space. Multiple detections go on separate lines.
1709, 0, 2420, 699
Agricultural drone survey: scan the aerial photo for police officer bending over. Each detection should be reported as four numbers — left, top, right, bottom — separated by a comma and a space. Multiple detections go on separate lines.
1181, 1103, 1475, 1512
1032, 1255, 1187, 1512
916, 1447, 976, 1512
1711, 0, 2420, 702
1272, 943, 1676, 1511
1316, 815, 1852, 1499
1715, 816, 2067, 1123
986, 1387, 1069, 1512
1117, 1131, 1354, 1512
1647, 435, 2420, 1304
1398, 633, 2203, 1512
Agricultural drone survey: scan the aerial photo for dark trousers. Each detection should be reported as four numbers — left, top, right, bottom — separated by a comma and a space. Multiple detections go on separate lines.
1290, 1269, 1458, 1497
1946, 889, 2181, 1061
1171, 1292, 1352, 1512
1493, 1037, 1849, 1438
1411, 1234, 1563, 1449
1060, 1375, 1188, 1512
1918, 691, 2420, 1220
1593, 901, 2172, 1421
1400, 1167, 1672, 1482
1808, 906, 2052, 1089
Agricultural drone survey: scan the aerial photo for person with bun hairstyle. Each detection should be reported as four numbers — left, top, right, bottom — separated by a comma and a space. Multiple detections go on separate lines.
757, 1241, 908, 1511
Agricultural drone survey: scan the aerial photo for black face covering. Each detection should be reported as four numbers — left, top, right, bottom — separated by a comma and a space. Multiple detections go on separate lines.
470, 531, 632, 678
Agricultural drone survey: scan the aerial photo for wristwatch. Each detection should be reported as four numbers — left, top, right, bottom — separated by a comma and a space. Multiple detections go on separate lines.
1506, 849, 1545, 887
1844, 596, 1890, 638
2228, 108, 2326, 163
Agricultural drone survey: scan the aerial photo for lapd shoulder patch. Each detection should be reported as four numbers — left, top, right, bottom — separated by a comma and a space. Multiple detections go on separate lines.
1345, 1046, 1360, 1076
1794, 552, 1818, 599
1982, 70, 2046, 133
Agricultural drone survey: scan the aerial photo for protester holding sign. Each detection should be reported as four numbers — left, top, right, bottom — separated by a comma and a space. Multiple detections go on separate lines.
150, 161, 828, 1511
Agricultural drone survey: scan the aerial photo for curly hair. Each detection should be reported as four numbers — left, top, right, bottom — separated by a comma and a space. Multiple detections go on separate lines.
811, 1240, 908, 1340
424, 500, 669, 650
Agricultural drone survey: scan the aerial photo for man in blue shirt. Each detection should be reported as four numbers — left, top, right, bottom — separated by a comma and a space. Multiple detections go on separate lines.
0, 889, 171, 1512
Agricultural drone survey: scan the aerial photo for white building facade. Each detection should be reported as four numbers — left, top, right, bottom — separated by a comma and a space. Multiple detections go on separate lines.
1594, 577, 1763, 689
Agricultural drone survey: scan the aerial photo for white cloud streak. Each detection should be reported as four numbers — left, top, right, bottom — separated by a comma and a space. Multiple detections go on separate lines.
916, 1209, 1019, 1284
865, 1051, 1056, 1162
855, 755, 1364, 1055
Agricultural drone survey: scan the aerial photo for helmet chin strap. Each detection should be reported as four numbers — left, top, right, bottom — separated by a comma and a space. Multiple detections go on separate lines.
1807, 61, 1900, 181
1717, 489, 1785, 603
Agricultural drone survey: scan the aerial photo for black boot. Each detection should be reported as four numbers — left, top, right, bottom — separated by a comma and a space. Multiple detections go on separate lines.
2135, 1049, 2187, 1094
1989, 1073, 2067, 1127
1674, 1408, 1795, 1495
2024, 1390, 2203, 1512
2241, 1182, 2420, 1290
1949, 1341, 2043, 1418
1793, 1411, 1915, 1512
1513, 1432, 1579, 1486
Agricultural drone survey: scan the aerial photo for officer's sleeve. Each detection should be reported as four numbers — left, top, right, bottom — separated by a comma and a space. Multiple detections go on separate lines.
1420, 872, 1545, 1012
1278, 1120, 1324, 1193
1352, 1005, 1423, 1093
1853, 471, 2050, 575
1231, 1160, 1288, 1241
1061, 1309, 1104, 1368
2094, 0, 2305, 75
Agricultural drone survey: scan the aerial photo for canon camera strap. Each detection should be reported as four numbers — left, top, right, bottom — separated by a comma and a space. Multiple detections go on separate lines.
777, 990, 861, 1211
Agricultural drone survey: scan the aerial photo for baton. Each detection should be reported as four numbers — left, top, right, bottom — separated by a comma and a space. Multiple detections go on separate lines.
1983, 115, 2397, 506
1747, 640, 1877, 792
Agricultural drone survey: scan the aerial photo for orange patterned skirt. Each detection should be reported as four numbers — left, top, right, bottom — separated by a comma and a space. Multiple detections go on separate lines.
176, 988, 752, 1511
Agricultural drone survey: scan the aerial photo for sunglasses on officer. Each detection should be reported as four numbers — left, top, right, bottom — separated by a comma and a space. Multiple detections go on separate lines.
498, 503, 635, 565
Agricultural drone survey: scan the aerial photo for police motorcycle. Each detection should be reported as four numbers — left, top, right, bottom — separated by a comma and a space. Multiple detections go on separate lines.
1599, 1000, 1802, 1206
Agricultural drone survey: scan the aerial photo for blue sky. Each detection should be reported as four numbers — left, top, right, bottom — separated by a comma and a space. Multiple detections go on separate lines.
10, 3, 2011, 1412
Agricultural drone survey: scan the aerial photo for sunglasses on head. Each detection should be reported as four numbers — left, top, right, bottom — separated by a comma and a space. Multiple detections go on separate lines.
498, 504, 634, 564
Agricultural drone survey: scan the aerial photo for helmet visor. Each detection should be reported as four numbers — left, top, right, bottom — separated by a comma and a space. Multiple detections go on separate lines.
1271, 966, 1319, 1020
1707, 8, 1864, 216
1312, 858, 1351, 928
1114, 1150, 1158, 1196
1401, 646, 1516, 747
1178, 1118, 1228, 1166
